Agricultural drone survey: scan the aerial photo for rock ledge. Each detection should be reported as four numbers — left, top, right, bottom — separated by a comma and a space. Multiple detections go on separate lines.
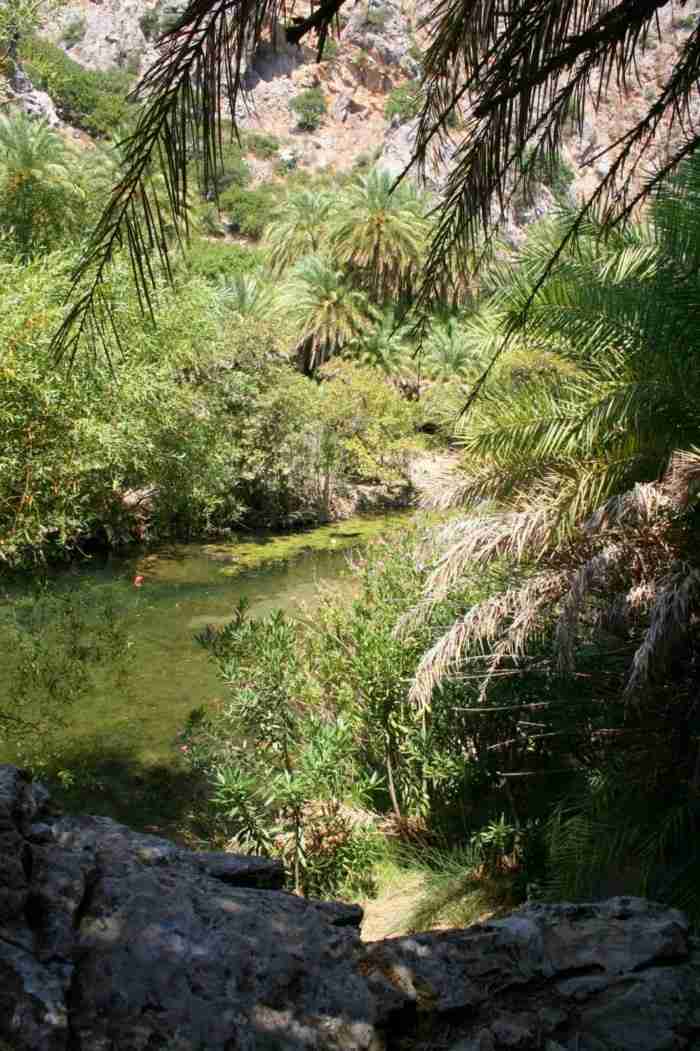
1, 764, 698, 1050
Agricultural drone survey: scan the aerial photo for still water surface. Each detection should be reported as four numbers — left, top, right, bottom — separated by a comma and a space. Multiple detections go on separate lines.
0, 514, 410, 774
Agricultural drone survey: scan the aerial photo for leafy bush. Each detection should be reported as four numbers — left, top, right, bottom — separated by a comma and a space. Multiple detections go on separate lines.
384, 81, 424, 123
194, 141, 251, 196
219, 183, 278, 239
180, 238, 265, 282
122, 50, 143, 76
289, 86, 327, 131
19, 36, 133, 135
181, 519, 522, 896
0, 254, 255, 563
183, 602, 383, 896
61, 15, 86, 48
408, 39, 422, 66
159, 8, 182, 33
366, 5, 389, 30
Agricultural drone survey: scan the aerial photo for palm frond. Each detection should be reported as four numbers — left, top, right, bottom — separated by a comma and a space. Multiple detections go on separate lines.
409, 569, 567, 710
410, 0, 700, 308
50, 0, 345, 360
555, 543, 627, 675
625, 564, 700, 696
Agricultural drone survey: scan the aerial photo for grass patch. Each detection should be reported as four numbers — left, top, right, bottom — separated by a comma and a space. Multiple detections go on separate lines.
61, 15, 86, 49
244, 131, 280, 159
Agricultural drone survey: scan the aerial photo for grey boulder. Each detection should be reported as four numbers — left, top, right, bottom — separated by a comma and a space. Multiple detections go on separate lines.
1, 765, 699, 1051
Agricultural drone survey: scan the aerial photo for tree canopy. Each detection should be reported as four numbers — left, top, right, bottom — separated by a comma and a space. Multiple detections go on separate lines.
49, 0, 700, 358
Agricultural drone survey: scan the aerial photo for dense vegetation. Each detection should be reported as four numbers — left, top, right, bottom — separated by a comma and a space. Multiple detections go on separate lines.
0, 113, 448, 567
2, 4, 700, 932
179, 157, 700, 921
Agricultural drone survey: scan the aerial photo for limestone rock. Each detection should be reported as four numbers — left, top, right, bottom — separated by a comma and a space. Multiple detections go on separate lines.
5, 69, 61, 127
360, 899, 699, 1049
47, 0, 160, 75
1, 764, 699, 1051
379, 117, 456, 189
344, 0, 419, 78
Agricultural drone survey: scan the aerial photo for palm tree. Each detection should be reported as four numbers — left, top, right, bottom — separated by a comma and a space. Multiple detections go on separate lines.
402, 160, 700, 920
353, 306, 411, 372
263, 188, 333, 275
0, 113, 84, 257
215, 273, 278, 320
279, 254, 369, 372
329, 167, 430, 302
422, 315, 479, 381
408, 154, 700, 704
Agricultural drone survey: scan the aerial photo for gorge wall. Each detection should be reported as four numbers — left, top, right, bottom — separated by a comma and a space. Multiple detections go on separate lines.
1, 765, 699, 1051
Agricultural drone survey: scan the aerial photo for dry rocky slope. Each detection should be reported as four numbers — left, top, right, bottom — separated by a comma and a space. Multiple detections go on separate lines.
26, 0, 700, 214
1, 765, 700, 1051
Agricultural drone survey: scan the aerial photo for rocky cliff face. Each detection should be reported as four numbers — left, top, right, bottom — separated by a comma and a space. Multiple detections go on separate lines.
1, 764, 699, 1051
27, 0, 698, 239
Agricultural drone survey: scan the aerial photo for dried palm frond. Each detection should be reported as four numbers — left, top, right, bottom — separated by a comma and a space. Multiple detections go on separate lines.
409, 569, 567, 710
422, 506, 556, 605
406, 444, 700, 705
663, 448, 700, 509
555, 544, 627, 675
624, 564, 700, 697
583, 482, 673, 534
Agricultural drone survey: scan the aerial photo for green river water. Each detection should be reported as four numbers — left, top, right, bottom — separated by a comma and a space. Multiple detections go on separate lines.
0, 513, 410, 834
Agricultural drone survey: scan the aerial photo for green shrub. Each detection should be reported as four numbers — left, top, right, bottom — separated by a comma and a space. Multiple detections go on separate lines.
384, 81, 424, 123
203, 142, 251, 194
353, 151, 373, 171
289, 86, 327, 131
61, 15, 86, 49
19, 36, 133, 136
159, 8, 183, 33
139, 8, 161, 39
275, 152, 298, 175
0, 253, 253, 563
219, 183, 278, 239
244, 131, 280, 159
408, 39, 422, 66
182, 238, 265, 281
183, 602, 384, 897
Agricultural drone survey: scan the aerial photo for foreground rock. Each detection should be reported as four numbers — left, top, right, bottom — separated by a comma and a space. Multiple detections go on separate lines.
1, 765, 699, 1050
